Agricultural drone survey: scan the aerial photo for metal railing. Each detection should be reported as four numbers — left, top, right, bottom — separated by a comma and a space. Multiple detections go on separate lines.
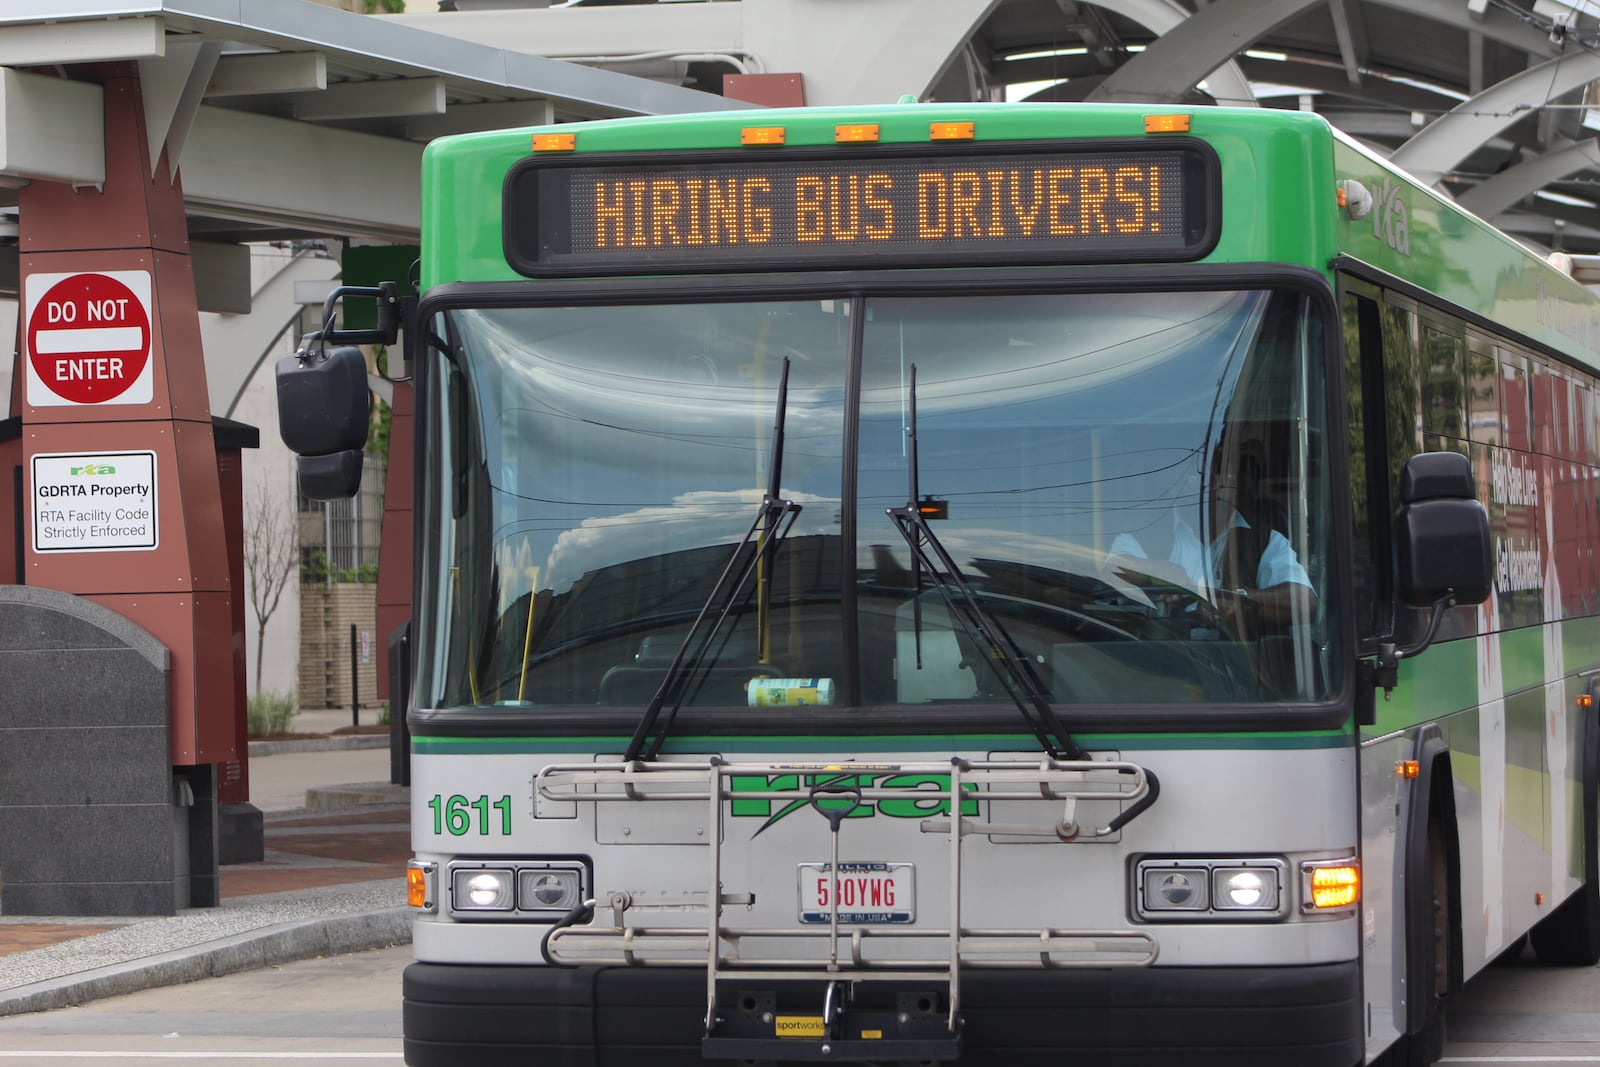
537, 755, 1161, 1034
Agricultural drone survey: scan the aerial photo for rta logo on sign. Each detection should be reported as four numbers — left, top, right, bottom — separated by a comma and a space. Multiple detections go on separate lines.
24, 271, 154, 407
31, 450, 159, 553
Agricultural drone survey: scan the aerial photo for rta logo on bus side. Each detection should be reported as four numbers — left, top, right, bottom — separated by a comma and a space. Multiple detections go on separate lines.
1372, 178, 1411, 256
1339, 177, 1410, 256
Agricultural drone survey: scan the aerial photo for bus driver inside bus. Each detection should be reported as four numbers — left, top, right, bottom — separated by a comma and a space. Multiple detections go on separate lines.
1104, 440, 1316, 639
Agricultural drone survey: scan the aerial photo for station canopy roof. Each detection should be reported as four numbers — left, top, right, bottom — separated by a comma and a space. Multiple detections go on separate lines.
0, 0, 741, 246
8, 0, 1600, 260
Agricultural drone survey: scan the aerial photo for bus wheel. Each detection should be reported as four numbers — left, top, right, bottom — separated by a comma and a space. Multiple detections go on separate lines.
1377, 820, 1448, 1067
1492, 933, 1527, 965
1530, 749, 1600, 964
1532, 687, 1600, 967
1530, 885, 1600, 966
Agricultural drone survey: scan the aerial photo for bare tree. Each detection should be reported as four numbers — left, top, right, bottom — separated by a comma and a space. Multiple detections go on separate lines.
244, 480, 299, 695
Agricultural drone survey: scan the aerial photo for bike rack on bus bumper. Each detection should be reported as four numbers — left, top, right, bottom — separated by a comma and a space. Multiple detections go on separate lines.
535, 756, 1160, 1061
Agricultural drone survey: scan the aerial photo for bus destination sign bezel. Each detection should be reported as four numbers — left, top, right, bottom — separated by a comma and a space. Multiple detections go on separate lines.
504, 140, 1220, 276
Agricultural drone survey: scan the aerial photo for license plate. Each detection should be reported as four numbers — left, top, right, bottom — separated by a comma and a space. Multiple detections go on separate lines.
798, 862, 914, 924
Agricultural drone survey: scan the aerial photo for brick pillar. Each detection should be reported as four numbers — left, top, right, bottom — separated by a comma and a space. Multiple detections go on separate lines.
13, 68, 233, 770
376, 379, 413, 701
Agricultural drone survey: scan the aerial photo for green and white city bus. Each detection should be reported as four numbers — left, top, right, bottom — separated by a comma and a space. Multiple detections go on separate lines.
280, 101, 1600, 1066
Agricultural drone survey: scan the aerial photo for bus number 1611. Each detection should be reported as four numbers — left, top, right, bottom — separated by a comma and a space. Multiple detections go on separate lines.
427, 793, 512, 836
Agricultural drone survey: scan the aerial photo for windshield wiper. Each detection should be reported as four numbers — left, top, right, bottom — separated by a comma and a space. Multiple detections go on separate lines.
885, 365, 1088, 761
623, 357, 803, 762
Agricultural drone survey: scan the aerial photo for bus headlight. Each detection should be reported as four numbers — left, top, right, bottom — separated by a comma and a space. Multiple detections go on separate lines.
519, 865, 585, 912
1212, 866, 1280, 911
1135, 857, 1288, 920
452, 867, 515, 911
444, 860, 591, 919
1140, 866, 1209, 911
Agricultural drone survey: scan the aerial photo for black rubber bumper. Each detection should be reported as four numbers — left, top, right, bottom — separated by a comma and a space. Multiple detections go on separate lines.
403, 960, 1362, 1067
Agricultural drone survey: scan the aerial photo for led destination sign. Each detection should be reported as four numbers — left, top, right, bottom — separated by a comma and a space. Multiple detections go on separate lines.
505, 144, 1215, 274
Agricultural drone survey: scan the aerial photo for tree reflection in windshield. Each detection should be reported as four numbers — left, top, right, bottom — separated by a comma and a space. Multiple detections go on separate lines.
419, 289, 1337, 712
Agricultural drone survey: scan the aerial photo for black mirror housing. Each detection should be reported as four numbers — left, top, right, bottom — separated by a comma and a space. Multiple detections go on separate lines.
298, 450, 365, 501
1394, 451, 1492, 607
276, 346, 371, 456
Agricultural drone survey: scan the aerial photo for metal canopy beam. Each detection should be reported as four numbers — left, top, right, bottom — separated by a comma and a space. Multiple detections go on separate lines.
0, 68, 104, 187
1390, 50, 1600, 187
1046, 0, 1256, 108
181, 103, 421, 242
1325, 0, 1367, 91
140, 39, 220, 177
1089, 0, 1319, 105
0, 0, 745, 247
0, 16, 164, 66
0, 0, 740, 119
741, 0, 1002, 106
390, 3, 746, 61
1457, 139, 1600, 219
287, 77, 446, 121
405, 99, 554, 141
1363, 0, 1557, 57
206, 52, 327, 98
0, 64, 423, 232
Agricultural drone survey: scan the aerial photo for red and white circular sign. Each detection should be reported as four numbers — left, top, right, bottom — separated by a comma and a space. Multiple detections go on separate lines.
25, 271, 153, 406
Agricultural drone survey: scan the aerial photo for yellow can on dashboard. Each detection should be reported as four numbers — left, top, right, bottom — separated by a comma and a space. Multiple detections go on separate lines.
747, 677, 836, 707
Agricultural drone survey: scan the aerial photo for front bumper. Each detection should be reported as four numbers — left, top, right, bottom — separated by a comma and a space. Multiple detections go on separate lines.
403, 960, 1362, 1067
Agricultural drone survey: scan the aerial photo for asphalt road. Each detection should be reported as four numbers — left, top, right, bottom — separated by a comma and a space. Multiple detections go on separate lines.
1441, 941, 1600, 1064
2, 941, 1600, 1066
0, 944, 405, 1065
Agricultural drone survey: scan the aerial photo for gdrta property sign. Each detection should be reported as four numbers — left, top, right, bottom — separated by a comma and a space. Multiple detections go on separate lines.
32, 451, 158, 552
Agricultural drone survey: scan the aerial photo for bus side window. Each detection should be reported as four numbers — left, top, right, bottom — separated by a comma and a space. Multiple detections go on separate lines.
1341, 289, 1388, 646
1381, 301, 1433, 647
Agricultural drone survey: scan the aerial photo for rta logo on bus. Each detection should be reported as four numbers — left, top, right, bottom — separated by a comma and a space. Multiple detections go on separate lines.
1340, 177, 1410, 257
23, 270, 154, 407
729, 772, 978, 835
1371, 178, 1411, 256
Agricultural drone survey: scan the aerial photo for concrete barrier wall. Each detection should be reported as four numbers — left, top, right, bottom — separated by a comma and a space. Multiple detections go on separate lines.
0, 586, 181, 915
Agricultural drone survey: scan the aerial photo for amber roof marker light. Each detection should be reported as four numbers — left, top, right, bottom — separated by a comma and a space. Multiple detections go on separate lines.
531, 133, 576, 152
835, 123, 881, 143
741, 126, 786, 146
1144, 114, 1191, 134
929, 121, 975, 141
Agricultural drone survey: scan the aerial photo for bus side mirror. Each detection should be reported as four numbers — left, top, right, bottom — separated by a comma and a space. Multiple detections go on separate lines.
276, 344, 371, 500
296, 450, 365, 501
1365, 451, 1494, 718
1394, 451, 1492, 608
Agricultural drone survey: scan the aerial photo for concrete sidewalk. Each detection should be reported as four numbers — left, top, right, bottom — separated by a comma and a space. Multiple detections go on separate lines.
0, 711, 412, 1016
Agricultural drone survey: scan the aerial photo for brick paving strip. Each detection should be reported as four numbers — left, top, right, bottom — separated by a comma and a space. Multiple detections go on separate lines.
1, 806, 412, 991
0, 926, 120, 957
0, 881, 408, 1012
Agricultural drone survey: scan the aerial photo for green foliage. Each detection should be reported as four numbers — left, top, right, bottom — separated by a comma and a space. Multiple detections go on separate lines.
365, 345, 393, 459
368, 396, 392, 458
363, 0, 407, 12
1381, 303, 1422, 497
301, 550, 380, 585
248, 691, 297, 737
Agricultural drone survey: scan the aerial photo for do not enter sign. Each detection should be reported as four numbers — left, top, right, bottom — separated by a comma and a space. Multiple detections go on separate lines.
25, 271, 154, 407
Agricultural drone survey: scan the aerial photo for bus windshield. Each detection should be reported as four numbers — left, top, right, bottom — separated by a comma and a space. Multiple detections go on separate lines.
418, 287, 1338, 712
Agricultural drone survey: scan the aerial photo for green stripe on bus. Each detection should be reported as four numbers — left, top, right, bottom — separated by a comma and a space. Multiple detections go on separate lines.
1499, 627, 1546, 696
1375, 639, 1476, 734
411, 731, 1352, 756
1563, 616, 1600, 676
